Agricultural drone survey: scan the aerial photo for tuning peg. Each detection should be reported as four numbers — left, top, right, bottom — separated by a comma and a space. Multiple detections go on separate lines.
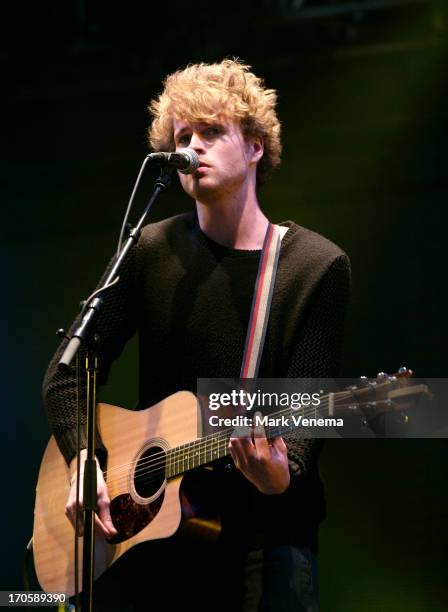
377, 372, 388, 380
397, 366, 414, 378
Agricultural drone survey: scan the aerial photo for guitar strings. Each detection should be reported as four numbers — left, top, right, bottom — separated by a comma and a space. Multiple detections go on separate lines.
102, 393, 381, 486
107, 395, 395, 493
101, 394, 391, 489
102, 394, 342, 482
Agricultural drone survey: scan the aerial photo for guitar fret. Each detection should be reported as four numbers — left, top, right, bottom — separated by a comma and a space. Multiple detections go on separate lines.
167, 432, 232, 478
193, 440, 197, 468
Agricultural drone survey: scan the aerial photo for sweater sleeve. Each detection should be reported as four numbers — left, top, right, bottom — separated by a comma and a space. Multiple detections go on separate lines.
282, 254, 351, 478
42, 245, 139, 466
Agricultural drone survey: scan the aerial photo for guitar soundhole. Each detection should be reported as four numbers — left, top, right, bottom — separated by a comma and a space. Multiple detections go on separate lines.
134, 445, 166, 499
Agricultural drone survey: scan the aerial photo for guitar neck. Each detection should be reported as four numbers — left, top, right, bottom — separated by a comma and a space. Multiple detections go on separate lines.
165, 376, 415, 479
165, 401, 332, 478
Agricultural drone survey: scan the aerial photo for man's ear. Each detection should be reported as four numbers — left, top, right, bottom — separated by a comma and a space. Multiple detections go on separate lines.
250, 136, 264, 164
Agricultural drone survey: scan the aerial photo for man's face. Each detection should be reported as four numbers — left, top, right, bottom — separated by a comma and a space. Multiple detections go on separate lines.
173, 118, 262, 202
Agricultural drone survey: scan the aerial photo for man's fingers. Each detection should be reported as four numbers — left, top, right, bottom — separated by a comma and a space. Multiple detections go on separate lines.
94, 514, 115, 538
99, 512, 117, 536
97, 495, 118, 537
253, 412, 270, 457
66, 506, 114, 539
272, 435, 287, 454
229, 437, 244, 467
229, 436, 254, 467
66, 504, 115, 538
65, 474, 117, 538
65, 457, 116, 538
253, 412, 265, 437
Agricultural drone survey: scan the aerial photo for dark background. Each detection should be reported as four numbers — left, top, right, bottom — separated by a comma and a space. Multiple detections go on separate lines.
2, 1, 447, 609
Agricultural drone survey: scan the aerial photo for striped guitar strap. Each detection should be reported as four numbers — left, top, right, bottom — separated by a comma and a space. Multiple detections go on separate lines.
240, 223, 288, 379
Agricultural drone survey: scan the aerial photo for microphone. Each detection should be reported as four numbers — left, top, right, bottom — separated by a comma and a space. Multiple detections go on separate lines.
148, 148, 199, 174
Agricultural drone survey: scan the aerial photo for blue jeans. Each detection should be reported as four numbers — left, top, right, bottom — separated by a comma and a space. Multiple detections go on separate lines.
243, 545, 319, 612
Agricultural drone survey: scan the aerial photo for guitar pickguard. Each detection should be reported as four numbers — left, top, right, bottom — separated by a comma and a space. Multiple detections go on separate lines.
108, 491, 164, 544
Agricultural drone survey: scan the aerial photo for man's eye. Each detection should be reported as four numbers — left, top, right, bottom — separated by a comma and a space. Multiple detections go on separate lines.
178, 134, 191, 145
204, 127, 220, 138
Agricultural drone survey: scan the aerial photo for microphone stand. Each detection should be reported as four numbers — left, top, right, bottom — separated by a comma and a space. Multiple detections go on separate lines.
58, 168, 172, 611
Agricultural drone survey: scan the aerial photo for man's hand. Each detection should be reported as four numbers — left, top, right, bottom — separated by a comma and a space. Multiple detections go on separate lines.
228, 413, 291, 494
65, 449, 118, 538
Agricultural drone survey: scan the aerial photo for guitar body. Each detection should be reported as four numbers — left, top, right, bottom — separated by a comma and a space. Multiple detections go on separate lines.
33, 391, 220, 597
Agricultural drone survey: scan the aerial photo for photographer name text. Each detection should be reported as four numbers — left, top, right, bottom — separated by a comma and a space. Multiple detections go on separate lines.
208, 414, 343, 428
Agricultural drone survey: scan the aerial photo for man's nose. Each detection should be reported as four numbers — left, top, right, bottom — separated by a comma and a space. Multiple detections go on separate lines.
189, 131, 206, 152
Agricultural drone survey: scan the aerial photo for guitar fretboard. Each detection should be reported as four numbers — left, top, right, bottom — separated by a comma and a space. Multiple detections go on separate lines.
165, 405, 315, 478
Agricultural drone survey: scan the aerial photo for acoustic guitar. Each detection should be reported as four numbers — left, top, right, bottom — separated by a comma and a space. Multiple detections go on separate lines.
33, 369, 428, 596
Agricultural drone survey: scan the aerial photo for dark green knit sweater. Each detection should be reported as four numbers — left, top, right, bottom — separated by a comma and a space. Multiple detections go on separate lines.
43, 211, 351, 549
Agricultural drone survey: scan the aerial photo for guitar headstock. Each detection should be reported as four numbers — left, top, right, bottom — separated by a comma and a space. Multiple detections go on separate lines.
340, 367, 431, 416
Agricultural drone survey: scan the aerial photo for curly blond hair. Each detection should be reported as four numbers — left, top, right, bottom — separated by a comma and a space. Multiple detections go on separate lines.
148, 59, 281, 185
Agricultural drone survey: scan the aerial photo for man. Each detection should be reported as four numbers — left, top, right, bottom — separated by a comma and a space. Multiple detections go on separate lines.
43, 59, 350, 611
